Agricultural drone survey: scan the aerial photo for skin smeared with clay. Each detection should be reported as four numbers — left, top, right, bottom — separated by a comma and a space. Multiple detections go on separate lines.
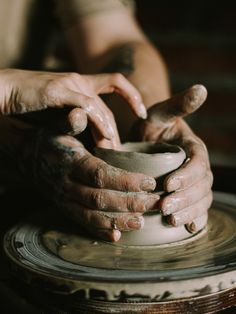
0, 85, 212, 243
95, 142, 190, 245
0, 82, 213, 248
0, 69, 147, 149
96, 85, 212, 241
132, 84, 213, 233
22, 131, 157, 242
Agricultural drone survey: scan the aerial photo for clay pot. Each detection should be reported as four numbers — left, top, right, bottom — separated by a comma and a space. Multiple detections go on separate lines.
95, 142, 192, 246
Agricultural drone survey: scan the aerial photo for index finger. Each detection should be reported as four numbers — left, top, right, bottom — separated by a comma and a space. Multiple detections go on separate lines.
85, 73, 147, 119
58, 88, 119, 143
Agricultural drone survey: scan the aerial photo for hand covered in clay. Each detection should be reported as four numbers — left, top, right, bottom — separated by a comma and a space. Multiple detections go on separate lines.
131, 85, 213, 233
0, 69, 146, 149
28, 131, 160, 241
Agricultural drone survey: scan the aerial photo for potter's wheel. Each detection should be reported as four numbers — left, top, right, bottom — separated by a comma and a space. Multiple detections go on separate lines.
4, 192, 236, 313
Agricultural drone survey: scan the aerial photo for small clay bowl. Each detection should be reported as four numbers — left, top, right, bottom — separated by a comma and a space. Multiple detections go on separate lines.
95, 142, 192, 246
95, 142, 185, 181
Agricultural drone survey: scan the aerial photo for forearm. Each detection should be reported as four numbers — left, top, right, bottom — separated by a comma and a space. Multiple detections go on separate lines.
100, 40, 170, 107
98, 41, 170, 140
62, 6, 170, 139
64, 15, 170, 106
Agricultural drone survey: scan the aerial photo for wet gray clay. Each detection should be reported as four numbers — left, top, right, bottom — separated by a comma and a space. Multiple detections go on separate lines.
95, 142, 192, 246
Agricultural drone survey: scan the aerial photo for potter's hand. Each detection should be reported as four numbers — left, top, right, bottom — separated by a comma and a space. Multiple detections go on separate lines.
0, 69, 146, 149
132, 85, 213, 232
31, 132, 159, 241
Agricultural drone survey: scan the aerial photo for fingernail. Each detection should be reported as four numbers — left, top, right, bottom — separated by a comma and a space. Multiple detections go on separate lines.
162, 202, 174, 215
69, 111, 87, 134
127, 216, 144, 229
70, 124, 87, 135
168, 214, 180, 226
97, 230, 114, 242
113, 230, 122, 241
167, 178, 181, 192
145, 196, 160, 211
186, 222, 196, 233
106, 124, 115, 139
138, 103, 147, 119
140, 178, 156, 191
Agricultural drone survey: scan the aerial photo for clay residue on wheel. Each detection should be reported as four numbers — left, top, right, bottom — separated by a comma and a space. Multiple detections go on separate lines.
42, 206, 234, 271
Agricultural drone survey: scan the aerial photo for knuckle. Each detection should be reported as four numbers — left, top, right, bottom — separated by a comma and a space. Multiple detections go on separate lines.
94, 162, 107, 188
84, 97, 96, 112
117, 171, 138, 192
192, 157, 208, 177
42, 82, 61, 105
112, 72, 125, 84
114, 214, 126, 229
208, 191, 213, 206
201, 159, 208, 174
208, 171, 214, 187
88, 97, 97, 107
91, 191, 106, 210
126, 196, 135, 212
66, 72, 81, 82
120, 177, 132, 192
126, 195, 145, 212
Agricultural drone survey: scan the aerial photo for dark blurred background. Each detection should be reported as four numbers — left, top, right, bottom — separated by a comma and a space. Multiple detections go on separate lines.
135, 0, 236, 171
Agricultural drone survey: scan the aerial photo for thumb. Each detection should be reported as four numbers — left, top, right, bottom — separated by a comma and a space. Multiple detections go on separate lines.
64, 107, 88, 135
12, 107, 88, 135
147, 84, 207, 125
